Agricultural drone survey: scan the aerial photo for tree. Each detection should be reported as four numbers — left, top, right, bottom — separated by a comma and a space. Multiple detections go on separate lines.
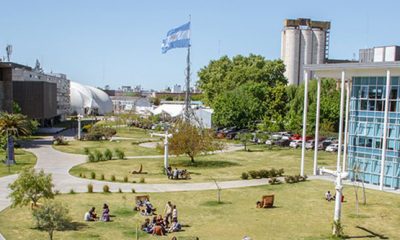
32, 200, 71, 240
238, 132, 252, 151
8, 168, 54, 207
169, 121, 224, 163
0, 112, 33, 136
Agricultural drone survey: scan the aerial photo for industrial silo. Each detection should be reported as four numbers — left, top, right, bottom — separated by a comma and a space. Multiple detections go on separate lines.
281, 18, 330, 85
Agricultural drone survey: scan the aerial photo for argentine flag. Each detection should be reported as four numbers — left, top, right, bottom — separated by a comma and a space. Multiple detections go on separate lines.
162, 22, 191, 54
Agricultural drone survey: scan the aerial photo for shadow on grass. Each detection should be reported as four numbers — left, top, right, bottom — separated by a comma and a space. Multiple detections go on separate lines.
343, 226, 389, 239
175, 160, 240, 169
200, 200, 232, 207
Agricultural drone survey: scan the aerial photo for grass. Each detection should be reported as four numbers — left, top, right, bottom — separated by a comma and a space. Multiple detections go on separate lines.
53, 139, 159, 156
0, 180, 399, 239
70, 145, 337, 183
113, 127, 159, 142
0, 149, 37, 177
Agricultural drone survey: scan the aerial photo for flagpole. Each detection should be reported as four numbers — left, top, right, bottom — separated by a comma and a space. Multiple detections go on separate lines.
184, 15, 191, 122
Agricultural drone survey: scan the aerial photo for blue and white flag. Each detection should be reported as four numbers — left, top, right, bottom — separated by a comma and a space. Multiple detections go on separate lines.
162, 22, 190, 54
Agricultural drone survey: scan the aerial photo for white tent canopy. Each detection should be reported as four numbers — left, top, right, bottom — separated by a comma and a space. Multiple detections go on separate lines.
70, 81, 113, 115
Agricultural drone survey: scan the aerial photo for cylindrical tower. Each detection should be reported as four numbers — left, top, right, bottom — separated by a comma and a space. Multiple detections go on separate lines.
313, 28, 327, 64
282, 28, 300, 85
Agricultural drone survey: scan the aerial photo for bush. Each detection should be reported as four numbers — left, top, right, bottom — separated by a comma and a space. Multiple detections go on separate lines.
104, 149, 113, 160
115, 148, 125, 159
82, 124, 93, 133
90, 172, 96, 179
284, 175, 307, 184
87, 184, 93, 193
87, 153, 95, 162
241, 172, 249, 180
79, 173, 83, 177
100, 174, 105, 180
83, 147, 90, 155
277, 168, 285, 176
53, 136, 68, 145
131, 188, 136, 193
123, 176, 128, 182
269, 168, 278, 177
84, 126, 116, 141
111, 175, 116, 181
139, 177, 145, 183
118, 188, 122, 193
269, 177, 281, 185
82, 174, 86, 178
259, 170, 270, 178
69, 189, 75, 194
248, 170, 259, 179
93, 150, 104, 161
103, 185, 110, 193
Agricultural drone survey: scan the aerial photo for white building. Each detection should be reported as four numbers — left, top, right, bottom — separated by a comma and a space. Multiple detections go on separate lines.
70, 81, 113, 115
172, 84, 182, 93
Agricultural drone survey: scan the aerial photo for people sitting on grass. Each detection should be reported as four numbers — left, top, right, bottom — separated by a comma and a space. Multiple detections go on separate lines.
168, 218, 181, 233
152, 222, 166, 236
84, 207, 98, 221
325, 191, 334, 201
101, 203, 111, 222
141, 218, 152, 233
135, 198, 157, 216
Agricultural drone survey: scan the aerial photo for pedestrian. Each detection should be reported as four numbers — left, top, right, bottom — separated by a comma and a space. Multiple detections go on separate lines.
164, 201, 173, 222
172, 205, 178, 221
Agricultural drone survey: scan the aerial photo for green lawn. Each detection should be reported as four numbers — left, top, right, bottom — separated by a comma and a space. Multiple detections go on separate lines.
70, 146, 337, 183
0, 180, 399, 239
53, 139, 160, 157
0, 149, 37, 177
113, 127, 160, 142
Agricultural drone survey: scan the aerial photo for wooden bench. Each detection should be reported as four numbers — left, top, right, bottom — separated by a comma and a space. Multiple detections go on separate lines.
261, 194, 274, 208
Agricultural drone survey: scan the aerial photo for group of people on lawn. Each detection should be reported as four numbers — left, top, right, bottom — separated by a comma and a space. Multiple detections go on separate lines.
166, 166, 190, 180
84, 204, 111, 222
141, 201, 181, 236
325, 190, 345, 202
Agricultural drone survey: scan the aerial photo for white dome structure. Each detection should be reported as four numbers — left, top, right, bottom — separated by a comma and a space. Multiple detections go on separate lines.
70, 81, 113, 115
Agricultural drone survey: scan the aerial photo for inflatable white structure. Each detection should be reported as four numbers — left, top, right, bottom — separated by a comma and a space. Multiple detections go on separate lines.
70, 81, 113, 115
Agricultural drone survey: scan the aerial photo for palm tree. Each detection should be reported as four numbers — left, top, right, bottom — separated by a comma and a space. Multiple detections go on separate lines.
0, 112, 32, 164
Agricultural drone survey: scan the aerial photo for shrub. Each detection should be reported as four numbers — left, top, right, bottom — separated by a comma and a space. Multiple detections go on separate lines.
82, 174, 86, 178
79, 173, 83, 177
100, 174, 105, 180
84, 126, 116, 141
69, 189, 75, 194
269, 168, 278, 177
277, 168, 285, 176
259, 170, 270, 178
87, 153, 95, 162
87, 184, 93, 193
123, 176, 128, 182
248, 170, 259, 179
83, 147, 90, 155
111, 175, 116, 181
82, 124, 93, 133
90, 172, 96, 179
269, 177, 281, 185
284, 175, 295, 184
104, 149, 113, 160
53, 136, 68, 145
139, 177, 145, 183
103, 185, 110, 193
131, 188, 136, 193
118, 188, 122, 193
93, 150, 104, 161
241, 172, 249, 180
115, 148, 125, 159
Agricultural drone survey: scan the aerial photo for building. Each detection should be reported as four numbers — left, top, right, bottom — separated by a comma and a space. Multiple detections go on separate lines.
172, 84, 182, 93
0, 62, 70, 125
302, 59, 400, 190
359, 46, 400, 63
70, 81, 113, 115
110, 96, 152, 114
281, 18, 331, 85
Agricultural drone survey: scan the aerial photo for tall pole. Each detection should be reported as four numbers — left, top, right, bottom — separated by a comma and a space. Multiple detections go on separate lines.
77, 114, 82, 140
342, 79, 351, 172
313, 78, 321, 175
337, 71, 346, 172
184, 16, 191, 122
380, 69, 391, 190
164, 130, 169, 169
300, 71, 309, 177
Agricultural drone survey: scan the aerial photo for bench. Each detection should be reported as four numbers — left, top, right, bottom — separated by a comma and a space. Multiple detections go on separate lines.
261, 194, 274, 208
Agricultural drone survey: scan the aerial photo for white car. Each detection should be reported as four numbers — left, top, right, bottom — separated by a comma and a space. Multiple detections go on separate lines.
325, 144, 339, 152
289, 140, 302, 148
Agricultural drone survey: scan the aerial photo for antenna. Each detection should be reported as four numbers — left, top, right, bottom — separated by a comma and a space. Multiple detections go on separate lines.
6, 44, 12, 62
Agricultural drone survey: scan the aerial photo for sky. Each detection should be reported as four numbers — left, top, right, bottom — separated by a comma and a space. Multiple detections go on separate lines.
1, 0, 400, 90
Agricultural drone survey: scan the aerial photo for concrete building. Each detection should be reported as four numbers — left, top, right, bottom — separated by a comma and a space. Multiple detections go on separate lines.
359, 46, 400, 63
0, 62, 70, 125
301, 60, 400, 190
172, 84, 182, 93
281, 18, 331, 85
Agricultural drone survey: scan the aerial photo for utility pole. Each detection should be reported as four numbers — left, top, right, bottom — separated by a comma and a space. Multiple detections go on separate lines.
320, 167, 349, 236
183, 15, 192, 122
151, 130, 172, 171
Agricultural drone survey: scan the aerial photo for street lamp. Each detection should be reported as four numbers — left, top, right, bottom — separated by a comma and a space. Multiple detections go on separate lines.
5, 127, 17, 172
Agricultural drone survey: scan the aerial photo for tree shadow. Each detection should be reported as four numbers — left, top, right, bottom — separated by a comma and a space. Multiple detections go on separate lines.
344, 226, 389, 239
61, 221, 88, 231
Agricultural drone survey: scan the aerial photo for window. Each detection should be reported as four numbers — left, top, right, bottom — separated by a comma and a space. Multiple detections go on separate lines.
377, 86, 384, 99
387, 140, 395, 150
390, 101, 397, 112
361, 100, 368, 110
375, 139, 382, 149
390, 87, 398, 99
358, 123, 366, 135
361, 86, 368, 99
376, 100, 383, 111
369, 86, 377, 99
358, 137, 366, 147
366, 138, 373, 148
375, 124, 382, 136
366, 123, 374, 137
369, 100, 375, 111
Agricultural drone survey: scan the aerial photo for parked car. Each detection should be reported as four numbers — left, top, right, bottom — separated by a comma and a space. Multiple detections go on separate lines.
289, 140, 303, 148
275, 139, 291, 147
305, 140, 315, 150
318, 140, 332, 150
325, 144, 339, 152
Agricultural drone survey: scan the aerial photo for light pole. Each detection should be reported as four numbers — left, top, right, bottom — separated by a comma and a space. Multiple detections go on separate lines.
5, 127, 17, 172
320, 167, 349, 236
77, 114, 83, 140
151, 129, 172, 172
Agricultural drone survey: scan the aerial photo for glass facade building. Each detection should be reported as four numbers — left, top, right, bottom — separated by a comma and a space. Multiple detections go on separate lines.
348, 76, 400, 188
